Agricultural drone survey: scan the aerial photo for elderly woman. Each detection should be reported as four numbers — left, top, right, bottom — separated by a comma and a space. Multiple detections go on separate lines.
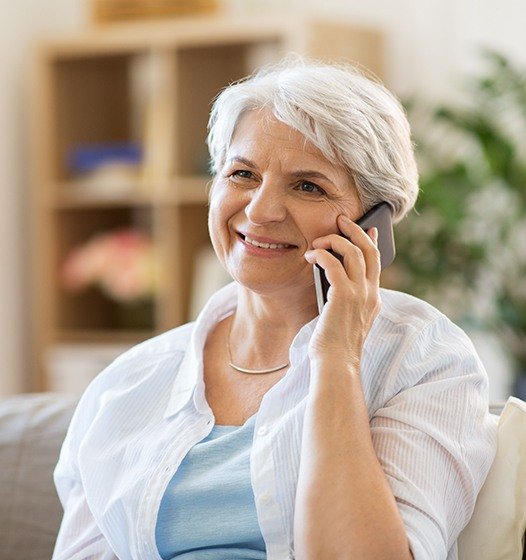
52, 57, 496, 560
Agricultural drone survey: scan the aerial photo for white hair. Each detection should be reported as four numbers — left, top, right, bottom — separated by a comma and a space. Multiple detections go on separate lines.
206, 55, 419, 222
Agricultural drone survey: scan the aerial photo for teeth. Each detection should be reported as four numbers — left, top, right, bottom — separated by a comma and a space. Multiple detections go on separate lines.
244, 236, 290, 249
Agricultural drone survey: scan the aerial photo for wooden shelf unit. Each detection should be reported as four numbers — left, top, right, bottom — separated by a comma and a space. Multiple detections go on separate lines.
30, 15, 384, 391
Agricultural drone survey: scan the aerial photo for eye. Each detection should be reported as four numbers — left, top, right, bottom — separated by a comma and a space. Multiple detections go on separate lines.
231, 169, 253, 180
297, 181, 326, 196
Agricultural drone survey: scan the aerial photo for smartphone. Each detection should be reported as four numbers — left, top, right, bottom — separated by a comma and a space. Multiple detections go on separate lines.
313, 202, 395, 313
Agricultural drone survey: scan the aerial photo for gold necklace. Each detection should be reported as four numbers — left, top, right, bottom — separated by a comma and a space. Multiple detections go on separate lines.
227, 318, 290, 375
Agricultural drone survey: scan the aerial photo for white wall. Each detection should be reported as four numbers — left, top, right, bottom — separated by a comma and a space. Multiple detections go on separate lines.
228, 0, 526, 98
0, 1, 87, 395
1, 0, 525, 395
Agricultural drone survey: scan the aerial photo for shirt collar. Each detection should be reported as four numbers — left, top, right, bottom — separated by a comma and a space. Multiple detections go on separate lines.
163, 282, 320, 419
164, 281, 238, 419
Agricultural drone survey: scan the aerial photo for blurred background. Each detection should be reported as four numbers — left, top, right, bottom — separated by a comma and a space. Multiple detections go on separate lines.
0, 0, 525, 401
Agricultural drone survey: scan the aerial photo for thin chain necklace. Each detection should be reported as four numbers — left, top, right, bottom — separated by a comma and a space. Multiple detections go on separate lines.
227, 317, 290, 375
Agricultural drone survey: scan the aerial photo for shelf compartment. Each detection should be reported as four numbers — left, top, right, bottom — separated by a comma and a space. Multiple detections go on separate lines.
53, 206, 155, 332
153, 202, 212, 328
178, 203, 215, 323
50, 53, 139, 182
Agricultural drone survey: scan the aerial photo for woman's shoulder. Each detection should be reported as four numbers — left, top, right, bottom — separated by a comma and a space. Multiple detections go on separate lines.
378, 288, 450, 331
114, 321, 195, 363
75, 323, 196, 411
59, 322, 197, 449
368, 289, 487, 406
373, 288, 476, 359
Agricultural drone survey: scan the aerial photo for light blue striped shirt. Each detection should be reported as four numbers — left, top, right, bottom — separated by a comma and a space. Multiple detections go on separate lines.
53, 282, 496, 560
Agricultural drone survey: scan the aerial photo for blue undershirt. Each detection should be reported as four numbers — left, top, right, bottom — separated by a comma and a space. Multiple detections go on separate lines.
155, 414, 267, 559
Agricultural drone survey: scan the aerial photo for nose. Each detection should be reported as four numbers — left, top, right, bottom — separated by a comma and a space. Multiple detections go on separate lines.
244, 179, 287, 224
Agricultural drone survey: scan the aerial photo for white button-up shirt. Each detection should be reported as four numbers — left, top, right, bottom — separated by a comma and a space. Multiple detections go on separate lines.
53, 282, 496, 560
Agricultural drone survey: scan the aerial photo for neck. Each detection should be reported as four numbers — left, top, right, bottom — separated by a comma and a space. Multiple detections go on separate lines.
228, 285, 318, 370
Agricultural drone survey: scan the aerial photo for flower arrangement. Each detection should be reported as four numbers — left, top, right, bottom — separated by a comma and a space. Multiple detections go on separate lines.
392, 51, 526, 387
61, 228, 156, 303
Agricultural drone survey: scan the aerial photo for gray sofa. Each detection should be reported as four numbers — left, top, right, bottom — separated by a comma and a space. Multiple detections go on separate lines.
0, 393, 77, 560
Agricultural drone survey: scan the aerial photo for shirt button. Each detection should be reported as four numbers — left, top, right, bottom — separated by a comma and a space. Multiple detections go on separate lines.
257, 425, 268, 436
260, 492, 271, 504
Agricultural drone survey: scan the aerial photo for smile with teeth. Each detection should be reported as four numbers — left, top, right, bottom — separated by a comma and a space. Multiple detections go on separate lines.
243, 235, 291, 250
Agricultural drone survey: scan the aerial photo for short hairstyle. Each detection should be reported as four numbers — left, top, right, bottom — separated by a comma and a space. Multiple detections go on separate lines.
206, 56, 419, 222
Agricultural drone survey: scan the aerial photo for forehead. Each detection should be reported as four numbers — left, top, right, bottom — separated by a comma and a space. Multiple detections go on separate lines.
227, 109, 334, 169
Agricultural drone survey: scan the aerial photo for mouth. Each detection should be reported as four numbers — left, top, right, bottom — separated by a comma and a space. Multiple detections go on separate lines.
237, 232, 297, 250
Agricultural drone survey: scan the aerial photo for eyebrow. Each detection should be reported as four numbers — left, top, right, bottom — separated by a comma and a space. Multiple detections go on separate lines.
227, 156, 337, 187
228, 156, 258, 168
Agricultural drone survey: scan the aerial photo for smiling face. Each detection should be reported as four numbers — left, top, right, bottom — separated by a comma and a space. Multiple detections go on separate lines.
208, 109, 364, 299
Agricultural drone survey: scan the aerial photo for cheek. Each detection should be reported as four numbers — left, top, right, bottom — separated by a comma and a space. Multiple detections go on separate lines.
305, 199, 362, 241
302, 207, 341, 243
207, 202, 224, 255
207, 184, 238, 254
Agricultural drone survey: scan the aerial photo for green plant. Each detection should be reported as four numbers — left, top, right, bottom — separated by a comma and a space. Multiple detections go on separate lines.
392, 51, 526, 376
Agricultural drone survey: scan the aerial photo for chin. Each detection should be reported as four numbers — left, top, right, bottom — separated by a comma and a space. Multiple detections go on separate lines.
231, 268, 313, 296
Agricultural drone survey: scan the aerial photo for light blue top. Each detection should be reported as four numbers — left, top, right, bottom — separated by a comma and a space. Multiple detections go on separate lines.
155, 413, 267, 559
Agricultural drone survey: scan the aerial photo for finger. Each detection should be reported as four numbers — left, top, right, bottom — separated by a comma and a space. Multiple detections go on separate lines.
311, 233, 367, 283
311, 224, 379, 283
304, 248, 352, 292
336, 215, 381, 282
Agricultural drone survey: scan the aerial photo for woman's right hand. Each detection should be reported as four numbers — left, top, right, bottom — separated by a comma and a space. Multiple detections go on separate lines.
304, 214, 381, 370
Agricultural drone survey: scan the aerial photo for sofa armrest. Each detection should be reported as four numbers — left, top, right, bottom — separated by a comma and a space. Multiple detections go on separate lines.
0, 393, 77, 560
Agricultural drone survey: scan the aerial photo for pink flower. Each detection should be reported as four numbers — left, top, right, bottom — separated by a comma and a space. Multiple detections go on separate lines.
61, 229, 156, 302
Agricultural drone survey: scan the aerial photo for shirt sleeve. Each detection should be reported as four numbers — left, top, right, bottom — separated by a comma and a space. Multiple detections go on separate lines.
369, 316, 497, 560
52, 372, 120, 560
52, 471, 118, 560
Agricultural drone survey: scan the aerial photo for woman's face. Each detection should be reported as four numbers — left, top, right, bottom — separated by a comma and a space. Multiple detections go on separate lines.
208, 109, 364, 298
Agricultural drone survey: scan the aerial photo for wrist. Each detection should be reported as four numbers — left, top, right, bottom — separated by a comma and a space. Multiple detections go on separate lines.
306, 360, 366, 417
308, 356, 362, 394
309, 352, 361, 373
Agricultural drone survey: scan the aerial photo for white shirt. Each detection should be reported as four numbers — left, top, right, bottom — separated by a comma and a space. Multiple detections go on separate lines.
52, 282, 497, 560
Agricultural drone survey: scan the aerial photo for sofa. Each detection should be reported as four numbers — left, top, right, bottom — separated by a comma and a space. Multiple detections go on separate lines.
0, 393, 524, 560
0, 393, 77, 560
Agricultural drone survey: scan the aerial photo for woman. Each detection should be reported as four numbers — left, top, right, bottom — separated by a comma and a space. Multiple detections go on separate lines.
52, 57, 496, 560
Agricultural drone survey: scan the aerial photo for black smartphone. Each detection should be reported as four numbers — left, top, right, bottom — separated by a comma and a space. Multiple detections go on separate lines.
313, 202, 395, 313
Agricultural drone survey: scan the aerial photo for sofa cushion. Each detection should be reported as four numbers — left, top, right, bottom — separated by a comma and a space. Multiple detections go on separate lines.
458, 396, 526, 559
0, 393, 77, 560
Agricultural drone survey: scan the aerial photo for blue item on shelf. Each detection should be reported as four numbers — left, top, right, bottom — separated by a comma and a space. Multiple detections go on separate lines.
68, 142, 142, 174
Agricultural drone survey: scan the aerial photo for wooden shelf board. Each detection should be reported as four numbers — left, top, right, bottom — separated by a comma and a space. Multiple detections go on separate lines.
50, 176, 211, 210
53, 190, 153, 209
55, 329, 156, 344
50, 176, 210, 208
39, 16, 287, 58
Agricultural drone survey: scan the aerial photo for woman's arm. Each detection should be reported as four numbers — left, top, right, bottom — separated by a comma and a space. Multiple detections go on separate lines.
297, 216, 496, 558
294, 356, 413, 560
52, 475, 118, 560
52, 366, 124, 560
296, 215, 412, 559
